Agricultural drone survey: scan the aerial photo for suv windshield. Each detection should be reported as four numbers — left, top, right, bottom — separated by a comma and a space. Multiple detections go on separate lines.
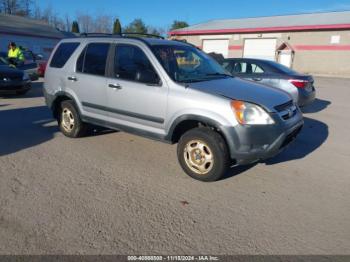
152, 44, 231, 83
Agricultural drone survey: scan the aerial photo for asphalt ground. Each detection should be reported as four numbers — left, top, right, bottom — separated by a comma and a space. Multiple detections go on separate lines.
0, 77, 349, 255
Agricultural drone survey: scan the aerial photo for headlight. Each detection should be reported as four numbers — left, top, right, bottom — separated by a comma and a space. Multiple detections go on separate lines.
231, 100, 275, 125
22, 72, 30, 80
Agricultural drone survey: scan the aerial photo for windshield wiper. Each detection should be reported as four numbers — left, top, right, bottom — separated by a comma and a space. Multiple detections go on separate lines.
205, 73, 233, 78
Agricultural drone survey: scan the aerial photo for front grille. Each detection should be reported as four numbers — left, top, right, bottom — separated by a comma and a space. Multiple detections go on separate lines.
274, 100, 293, 112
281, 109, 297, 120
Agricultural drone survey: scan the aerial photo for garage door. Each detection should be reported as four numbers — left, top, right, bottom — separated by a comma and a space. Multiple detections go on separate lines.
243, 39, 277, 61
202, 39, 229, 58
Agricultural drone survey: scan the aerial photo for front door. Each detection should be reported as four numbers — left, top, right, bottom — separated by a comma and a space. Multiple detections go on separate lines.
106, 43, 168, 135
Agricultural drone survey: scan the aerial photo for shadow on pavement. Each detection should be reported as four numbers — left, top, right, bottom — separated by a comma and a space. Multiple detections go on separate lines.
222, 117, 329, 179
0, 105, 116, 157
222, 163, 257, 180
265, 117, 328, 165
301, 98, 331, 114
0, 106, 56, 157
0, 81, 44, 99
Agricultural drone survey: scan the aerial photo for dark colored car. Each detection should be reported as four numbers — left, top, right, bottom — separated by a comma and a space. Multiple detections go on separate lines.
0, 51, 39, 81
0, 62, 31, 95
220, 58, 316, 107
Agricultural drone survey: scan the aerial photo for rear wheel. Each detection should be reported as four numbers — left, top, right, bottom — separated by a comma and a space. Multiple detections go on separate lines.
59, 100, 87, 138
177, 127, 230, 182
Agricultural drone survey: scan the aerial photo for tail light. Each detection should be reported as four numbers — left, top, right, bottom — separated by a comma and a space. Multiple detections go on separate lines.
289, 79, 308, 88
38, 62, 47, 75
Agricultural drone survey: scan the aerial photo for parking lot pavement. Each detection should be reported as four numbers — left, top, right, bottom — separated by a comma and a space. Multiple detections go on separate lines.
0, 78, 349, 255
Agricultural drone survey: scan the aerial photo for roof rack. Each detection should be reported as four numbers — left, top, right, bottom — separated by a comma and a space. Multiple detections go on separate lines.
79, 32, 164, 39
80, 33, 118, 37
121, 32, 164, 39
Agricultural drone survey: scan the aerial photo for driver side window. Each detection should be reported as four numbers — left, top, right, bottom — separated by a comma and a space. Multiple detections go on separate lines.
114, 44, 160, 85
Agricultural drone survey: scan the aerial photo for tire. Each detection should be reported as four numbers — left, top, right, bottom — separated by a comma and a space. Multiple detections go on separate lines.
59, 100, 87, 138
177, 127, 230, 182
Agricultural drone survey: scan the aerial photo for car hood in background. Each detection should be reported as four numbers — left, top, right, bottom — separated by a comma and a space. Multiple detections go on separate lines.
0, 65, 24, 78
187, 77, 292, 112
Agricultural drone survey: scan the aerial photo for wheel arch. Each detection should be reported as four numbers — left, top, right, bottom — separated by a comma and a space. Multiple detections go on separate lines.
166, 115, 225, 143
51, 91, 81, 119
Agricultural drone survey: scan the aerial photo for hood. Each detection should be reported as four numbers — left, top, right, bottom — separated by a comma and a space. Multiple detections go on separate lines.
0, 65, 24, 79
187, 77, 292, 112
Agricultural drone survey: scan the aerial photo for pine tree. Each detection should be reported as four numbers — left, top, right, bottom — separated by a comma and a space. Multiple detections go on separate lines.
71, 21, 80, 33
113, 18, 122, 35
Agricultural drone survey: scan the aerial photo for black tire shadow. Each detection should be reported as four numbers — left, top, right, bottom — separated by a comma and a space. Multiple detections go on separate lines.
265, 117, 328, 165
0, 105, 57, 157
221, 163, 257, 181
87, 125, 117, 137
301, 98, 331, 114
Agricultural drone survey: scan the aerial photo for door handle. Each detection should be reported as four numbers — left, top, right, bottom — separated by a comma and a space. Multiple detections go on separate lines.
109, 83, 122, 90
67, 76, 78, 81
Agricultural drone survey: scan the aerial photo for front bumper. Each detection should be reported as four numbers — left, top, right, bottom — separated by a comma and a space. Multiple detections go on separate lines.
221, 109, 304, 165
0, 80, 31, 94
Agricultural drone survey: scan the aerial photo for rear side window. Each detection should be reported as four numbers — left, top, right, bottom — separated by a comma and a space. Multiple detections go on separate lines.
232, 62, 264, 74
77, 43, 110, 76
50, 42, 80, 68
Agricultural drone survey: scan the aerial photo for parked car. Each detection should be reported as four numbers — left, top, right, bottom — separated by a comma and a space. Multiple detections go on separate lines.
0, 62, 31, 95
0, 51, 39, 81
44, 35, 303, 182
220, 58, 316, 107
21, 49, 47, 77
37, 61, 47, 77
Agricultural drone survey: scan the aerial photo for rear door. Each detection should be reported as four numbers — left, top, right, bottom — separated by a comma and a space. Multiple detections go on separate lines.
69, 42, 111, 121
105, 43, 167, 135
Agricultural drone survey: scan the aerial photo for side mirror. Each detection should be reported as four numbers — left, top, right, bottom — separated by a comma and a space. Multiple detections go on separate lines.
135, 69, 161, 86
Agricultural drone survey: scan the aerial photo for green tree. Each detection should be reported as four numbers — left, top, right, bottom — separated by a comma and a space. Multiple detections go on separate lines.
124, 18, 147, 34
71, 21, 80, 33
113, 18, 122, 35
170, 20, 189, 31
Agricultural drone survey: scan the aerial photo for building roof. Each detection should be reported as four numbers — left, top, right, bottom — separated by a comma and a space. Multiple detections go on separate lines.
170, 11, 350, 35
0, 13, 74, 39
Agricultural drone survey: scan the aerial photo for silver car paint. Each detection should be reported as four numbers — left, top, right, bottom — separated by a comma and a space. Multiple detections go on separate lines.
45, 38, 248, 136
44, 37, 302, 162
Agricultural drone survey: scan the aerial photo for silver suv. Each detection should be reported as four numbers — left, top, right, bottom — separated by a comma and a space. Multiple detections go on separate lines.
44, 35, 304, 182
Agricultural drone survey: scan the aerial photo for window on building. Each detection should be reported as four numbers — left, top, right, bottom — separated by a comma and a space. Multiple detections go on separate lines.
50, 42, 80, 68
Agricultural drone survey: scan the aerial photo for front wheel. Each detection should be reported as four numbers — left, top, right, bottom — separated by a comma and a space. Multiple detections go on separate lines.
177, 127, 230, 182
